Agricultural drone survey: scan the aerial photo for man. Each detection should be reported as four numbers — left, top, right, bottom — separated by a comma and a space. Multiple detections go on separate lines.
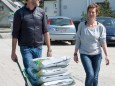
11, 0, 52, 70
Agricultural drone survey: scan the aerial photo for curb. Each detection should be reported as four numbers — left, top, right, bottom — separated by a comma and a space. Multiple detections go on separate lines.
0, 29, 11, 33
0, 33, 12, 39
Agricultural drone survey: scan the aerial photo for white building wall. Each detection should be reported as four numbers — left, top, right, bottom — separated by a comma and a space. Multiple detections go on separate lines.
109, 0, 115, 11
60, 0, 115, 20
61, 0, 87, 21
44, 1, 58, 16
91, 0, 105, 3
44, 0, 115, 21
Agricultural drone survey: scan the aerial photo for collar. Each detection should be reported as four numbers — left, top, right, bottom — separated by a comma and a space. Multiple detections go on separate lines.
24, 4, 37, 12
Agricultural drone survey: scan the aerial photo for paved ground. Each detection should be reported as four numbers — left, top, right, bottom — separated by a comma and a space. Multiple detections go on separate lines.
0, 32, 115, 86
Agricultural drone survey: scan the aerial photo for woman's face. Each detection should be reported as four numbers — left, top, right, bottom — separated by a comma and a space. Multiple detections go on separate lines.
87, 8, 97, 20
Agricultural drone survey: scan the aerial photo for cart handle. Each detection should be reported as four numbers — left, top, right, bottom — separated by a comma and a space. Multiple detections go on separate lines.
16, 61, 28, 86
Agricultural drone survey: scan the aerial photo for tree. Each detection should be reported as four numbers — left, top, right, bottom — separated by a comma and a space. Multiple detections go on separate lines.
98, 0, 114, 17
81, 11, 87, 21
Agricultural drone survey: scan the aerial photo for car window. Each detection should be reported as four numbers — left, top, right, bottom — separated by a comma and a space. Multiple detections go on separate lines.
97, 18, 115, 26
49, 18, 72, 26
112, 19, 115, 25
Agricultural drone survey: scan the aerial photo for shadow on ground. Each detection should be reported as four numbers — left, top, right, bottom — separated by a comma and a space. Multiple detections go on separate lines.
0, 34, 2, 38
44, 41, 73, 46
107, 44, 115, 47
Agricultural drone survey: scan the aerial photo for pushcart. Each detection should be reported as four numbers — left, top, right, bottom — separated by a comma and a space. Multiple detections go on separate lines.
16, 61, 76, 86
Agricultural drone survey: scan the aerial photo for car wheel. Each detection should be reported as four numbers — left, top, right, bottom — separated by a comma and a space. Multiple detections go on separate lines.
71, 40, 75, 45
43, 41, 46, 45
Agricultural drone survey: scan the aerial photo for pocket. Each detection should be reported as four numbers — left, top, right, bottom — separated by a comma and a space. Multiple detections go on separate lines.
20, 46, 30, 52
37, 46, 42, 50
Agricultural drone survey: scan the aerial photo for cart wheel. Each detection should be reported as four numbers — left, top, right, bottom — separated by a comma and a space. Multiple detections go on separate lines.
25, 82, 29, 86
71, 40, 75, 45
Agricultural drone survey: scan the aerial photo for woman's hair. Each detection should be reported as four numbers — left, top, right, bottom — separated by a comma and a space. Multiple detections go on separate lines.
87, 3, 100, 15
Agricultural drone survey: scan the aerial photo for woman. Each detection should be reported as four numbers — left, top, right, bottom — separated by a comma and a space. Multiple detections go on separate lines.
74, 3, 109, 86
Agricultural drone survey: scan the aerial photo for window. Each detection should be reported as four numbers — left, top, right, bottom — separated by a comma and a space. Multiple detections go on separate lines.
0, 5, 4, 11
0, 5, 4, 14
49, 18, 72, 26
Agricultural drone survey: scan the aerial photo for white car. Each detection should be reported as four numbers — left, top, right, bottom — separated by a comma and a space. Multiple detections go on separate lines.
47, 16, 76, 45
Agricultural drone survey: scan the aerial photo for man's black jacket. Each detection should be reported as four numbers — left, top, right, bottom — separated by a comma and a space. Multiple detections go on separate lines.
12, 5, 48, 47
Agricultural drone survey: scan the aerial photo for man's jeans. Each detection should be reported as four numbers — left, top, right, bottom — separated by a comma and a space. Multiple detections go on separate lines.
20, 46, 42, 69
80, 53, 102, 86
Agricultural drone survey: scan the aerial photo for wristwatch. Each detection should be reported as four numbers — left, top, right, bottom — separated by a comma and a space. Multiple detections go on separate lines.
47, 49, 52, 52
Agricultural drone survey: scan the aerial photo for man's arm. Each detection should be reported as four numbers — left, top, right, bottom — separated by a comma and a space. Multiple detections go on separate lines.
41, 9, 52, 57
44, 32, 52, 57
11, 38, 18, 62
11, 9, 21, 62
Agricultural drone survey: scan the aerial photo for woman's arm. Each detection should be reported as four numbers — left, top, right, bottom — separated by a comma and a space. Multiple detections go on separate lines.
101, 43, 109, 65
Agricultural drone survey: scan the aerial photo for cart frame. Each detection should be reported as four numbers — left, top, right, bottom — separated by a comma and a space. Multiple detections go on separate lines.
16, 61, 76, 86
16, 61, 33, 86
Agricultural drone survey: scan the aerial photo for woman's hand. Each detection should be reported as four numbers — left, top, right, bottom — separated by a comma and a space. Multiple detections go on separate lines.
105, 56, 109, 65
74, 53, 79, 63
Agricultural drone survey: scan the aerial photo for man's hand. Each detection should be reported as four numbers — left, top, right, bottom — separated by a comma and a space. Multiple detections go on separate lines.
11, 38, 18, 62
47, 51, 52, 57
11, 52, 18, 62
47, 49, 52, 57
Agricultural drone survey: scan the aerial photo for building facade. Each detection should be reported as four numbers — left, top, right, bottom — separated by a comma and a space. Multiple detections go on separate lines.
44, 0, 115, 21
0, 0, 22, 27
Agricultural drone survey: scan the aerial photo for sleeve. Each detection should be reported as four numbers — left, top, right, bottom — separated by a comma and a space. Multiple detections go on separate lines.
42, 10, 49, 34
75, 22, 82, 49
99, 25, 106, 45
12, 10, 21, 38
